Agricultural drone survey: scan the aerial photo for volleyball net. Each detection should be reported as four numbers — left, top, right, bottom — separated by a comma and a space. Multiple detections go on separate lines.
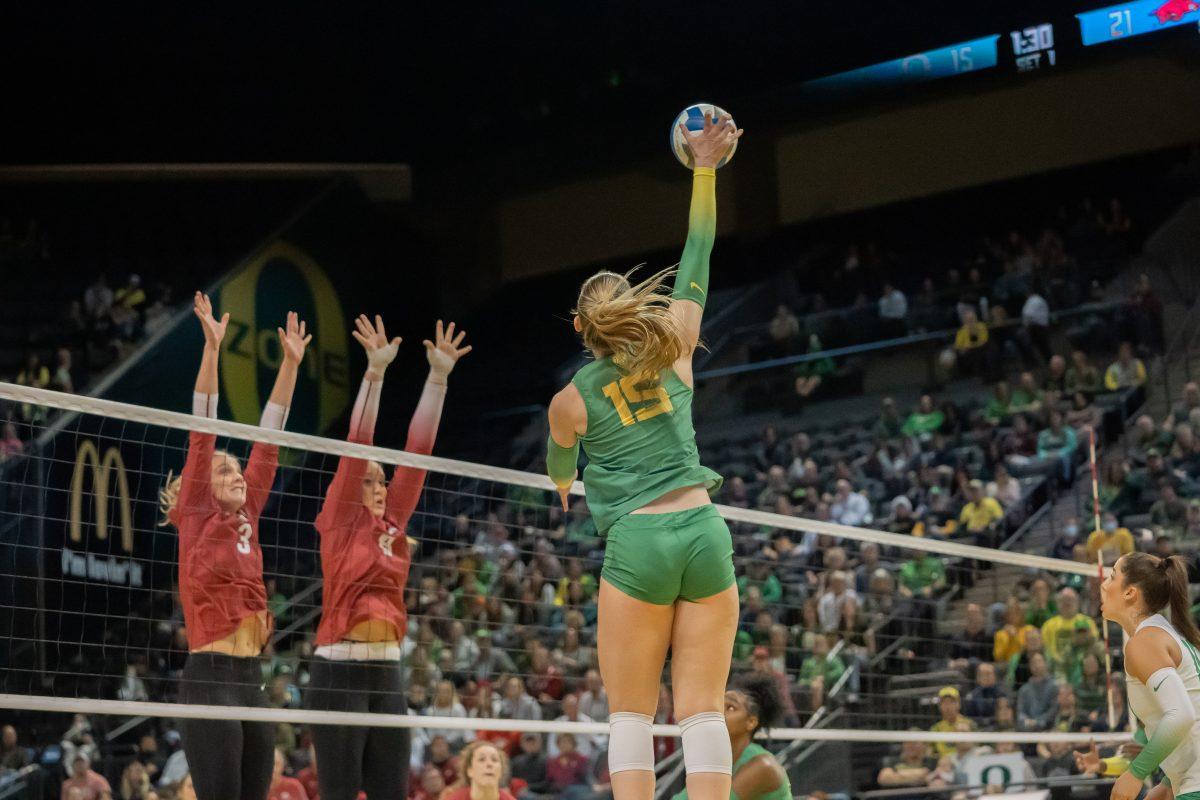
0, 382, 1132, 789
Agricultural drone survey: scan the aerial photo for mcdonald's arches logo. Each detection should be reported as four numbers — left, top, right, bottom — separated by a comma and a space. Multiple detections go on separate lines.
69, 439, 133, 554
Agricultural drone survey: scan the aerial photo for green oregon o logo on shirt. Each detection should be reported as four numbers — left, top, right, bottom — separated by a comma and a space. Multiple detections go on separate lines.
218, 240, 350, 435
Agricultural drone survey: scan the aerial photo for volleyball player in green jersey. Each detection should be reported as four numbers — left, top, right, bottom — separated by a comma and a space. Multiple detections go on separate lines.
546, 110, 743, 800
672, 674, 793, 800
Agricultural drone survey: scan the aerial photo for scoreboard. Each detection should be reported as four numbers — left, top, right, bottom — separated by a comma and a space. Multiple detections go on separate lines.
802, 2, 1197, 98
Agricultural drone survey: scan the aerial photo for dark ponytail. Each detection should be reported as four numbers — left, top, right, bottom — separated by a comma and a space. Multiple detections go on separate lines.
1120, 552, 1200, 649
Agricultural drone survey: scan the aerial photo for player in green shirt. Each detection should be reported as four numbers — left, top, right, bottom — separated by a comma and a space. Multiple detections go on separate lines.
546, 111, 742, 800
671, 673, 793, 800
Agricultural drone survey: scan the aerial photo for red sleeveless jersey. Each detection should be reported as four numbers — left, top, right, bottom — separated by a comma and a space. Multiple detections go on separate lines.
313, 429, 428, 646
170, 432, 276, 650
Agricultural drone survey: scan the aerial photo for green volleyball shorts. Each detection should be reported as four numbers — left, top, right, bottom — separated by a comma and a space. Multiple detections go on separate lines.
602, 504, 735, 605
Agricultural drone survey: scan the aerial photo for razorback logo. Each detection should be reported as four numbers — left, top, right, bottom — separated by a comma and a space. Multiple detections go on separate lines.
1153, 0, 1199, 23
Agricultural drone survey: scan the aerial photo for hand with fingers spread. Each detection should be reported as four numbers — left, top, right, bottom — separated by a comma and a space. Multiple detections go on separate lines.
193, 291, 229, 350
423, 320, 473, 382
678, 111, 744, 170
351, 314, 403, 378
277, 311, 313, 364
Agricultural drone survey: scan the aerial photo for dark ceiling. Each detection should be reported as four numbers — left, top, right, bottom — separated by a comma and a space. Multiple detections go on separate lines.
6, 1, 1117, 175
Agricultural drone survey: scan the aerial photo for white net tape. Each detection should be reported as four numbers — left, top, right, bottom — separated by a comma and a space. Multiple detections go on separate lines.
0, 382, 1120, 747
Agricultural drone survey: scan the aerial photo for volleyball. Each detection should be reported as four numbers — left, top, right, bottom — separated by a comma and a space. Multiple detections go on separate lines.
670, 103, 738, 169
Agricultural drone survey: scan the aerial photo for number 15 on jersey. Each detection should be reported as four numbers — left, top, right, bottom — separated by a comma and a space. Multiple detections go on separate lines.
602, 375, 674, 426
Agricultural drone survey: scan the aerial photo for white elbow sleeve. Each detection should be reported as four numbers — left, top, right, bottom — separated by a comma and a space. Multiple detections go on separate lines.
192, 392, 218, 418
260, 402, 290, 431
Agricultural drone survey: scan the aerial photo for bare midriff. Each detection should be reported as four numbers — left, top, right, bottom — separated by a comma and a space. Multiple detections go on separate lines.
192, 611, 270, 657
345, 618, 399, 642
630, 483, 711, 515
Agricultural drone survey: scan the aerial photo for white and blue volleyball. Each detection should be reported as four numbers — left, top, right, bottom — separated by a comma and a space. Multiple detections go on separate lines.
670, 103, 738, 169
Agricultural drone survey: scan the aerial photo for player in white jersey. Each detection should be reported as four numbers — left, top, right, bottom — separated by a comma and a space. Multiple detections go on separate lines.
1078, 552, 1200, 800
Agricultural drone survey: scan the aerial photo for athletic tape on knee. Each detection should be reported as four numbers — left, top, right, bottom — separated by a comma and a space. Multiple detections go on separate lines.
679, 712, 732, 775
608, 712, 654, 774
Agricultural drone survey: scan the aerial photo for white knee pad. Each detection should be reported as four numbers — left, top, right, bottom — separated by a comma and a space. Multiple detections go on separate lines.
679, 712, 732, 775
608, 711, 654, 774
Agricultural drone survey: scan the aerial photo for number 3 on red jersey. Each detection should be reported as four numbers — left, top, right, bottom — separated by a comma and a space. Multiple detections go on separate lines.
236, 520, 253, 555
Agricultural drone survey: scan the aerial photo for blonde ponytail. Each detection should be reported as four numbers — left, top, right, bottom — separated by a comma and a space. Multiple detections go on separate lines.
158, 471, 182, 527
573, 267, 688, 380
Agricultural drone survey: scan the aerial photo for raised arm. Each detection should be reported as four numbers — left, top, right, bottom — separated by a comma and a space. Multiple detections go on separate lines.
176, 292, 227, 516
318, 314, 402, 525
547, 383, 586, 512
669, 112, 743, 358
386, 320, 472, 527
245, 311, 313, 516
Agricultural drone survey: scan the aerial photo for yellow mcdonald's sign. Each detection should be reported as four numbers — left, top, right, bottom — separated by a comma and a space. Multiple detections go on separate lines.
69, 439, 133, 554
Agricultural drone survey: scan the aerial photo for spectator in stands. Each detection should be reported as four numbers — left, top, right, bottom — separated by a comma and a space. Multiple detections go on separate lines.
984, 382, 1012, 424
1130, 272, 1164, 351
953, 308, 989, 375
1025, 578, 1057, 628
949, 604, 992, 670
878, 281, 908, 338
0, 422, 23, 463
1010, 372, 1043, 415
963, 662, 1009, 725
738, 550, 784, 605
1149, 481, 1188, 538
1019, 289, 1052, 363
510, 733, 550, 797
266, 749, 306, 800
898, 550, 946, 600
994, 599, 1035, 663
1066, 391, 1101, 433
793, 334, 835, 402
817, 570, 858, 632
930, 687, 975, 757
1008, 628, 1046, 689
545, 733, 590, 797
548, 694, 600, 760
958, 480, 1003, 546
901, 395, 944, 439
1036, 409, 1078, 483
412, 765, 448, 800
425, 679, 470, 748
119, 760, 153, 800
986, 464, 1021, 512
1040, 588, 1097, 666
830, 480, 871, 526
1066, 350, 1102, 395
500, 676, 542, 721
16, 352, 50, 423
1050, 517, 1082, 561
61, 753, 112, 800
1104, 341, 1146, 390
53, 347, 74, 393
1049, 684, 1087, 734
1086, 511, 1133, 565
796, 637, 844, 712
1016, 652, 1058, 731
876, 739, 934, 788
1074, 653, 1107, 723
1166, 382, 1200, 428
577, 669, 609, 722
1044, 354, 1068, 392
768, 304, 801, 354
474, 631, 517, 683
0, 725, 28, 772
61, 716, 99, 777
84, 273, 114, 320
873, 397, 903, 440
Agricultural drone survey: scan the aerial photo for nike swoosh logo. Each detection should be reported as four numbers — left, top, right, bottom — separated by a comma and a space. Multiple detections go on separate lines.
690, 281, 705, 294
1154, 677, 1168, 692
